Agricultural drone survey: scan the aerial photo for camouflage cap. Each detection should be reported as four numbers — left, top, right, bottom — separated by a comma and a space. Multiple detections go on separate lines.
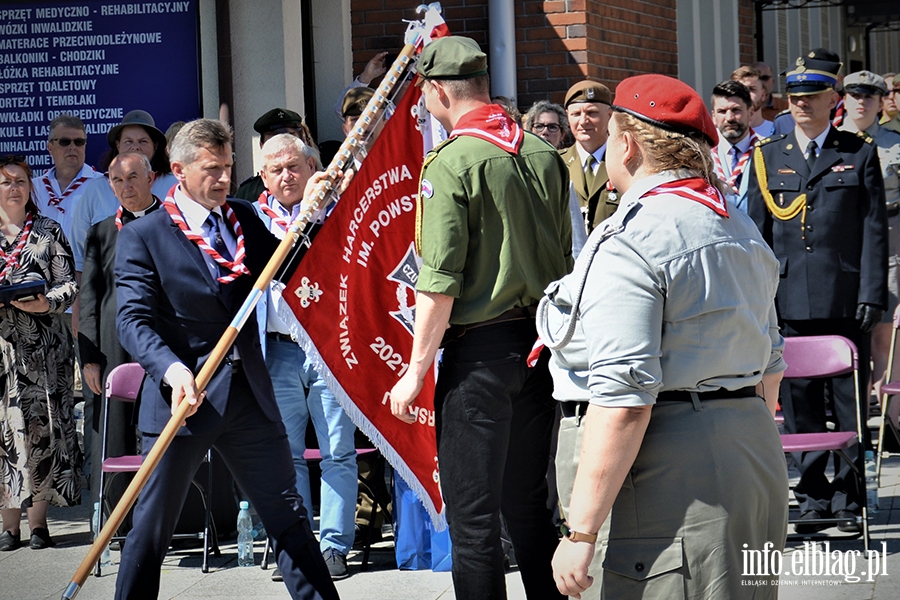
418, 36, 488, 80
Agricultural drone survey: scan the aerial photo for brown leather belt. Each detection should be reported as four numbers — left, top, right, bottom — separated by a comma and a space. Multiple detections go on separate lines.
440, 306, 537, 347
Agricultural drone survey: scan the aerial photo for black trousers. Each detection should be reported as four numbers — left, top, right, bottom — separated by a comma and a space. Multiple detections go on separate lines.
780, 318, 869, 515
436, 320, 563, 600
114, 368, 338, 600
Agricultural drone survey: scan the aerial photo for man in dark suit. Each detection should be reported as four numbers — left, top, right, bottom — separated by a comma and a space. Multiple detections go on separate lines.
559, 80, 618, 235
747, 52, 888, 534
113, 119, 338, 600
79, 152, 160, 512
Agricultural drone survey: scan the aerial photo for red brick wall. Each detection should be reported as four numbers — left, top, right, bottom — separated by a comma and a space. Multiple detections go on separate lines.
347, 1, 752, 111
738, 0, 756, 67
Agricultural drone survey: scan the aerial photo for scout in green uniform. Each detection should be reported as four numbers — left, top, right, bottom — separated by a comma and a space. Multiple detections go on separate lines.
389, 36, 571, 600
559, 80, 619, 234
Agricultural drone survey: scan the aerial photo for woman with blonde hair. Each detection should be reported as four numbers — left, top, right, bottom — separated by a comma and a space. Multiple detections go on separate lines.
542, 75, 788, 598
0, 156, 80, 551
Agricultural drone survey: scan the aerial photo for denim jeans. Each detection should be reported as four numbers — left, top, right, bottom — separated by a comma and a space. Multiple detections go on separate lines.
436, 320, 563, 600
266, 338, 357, 555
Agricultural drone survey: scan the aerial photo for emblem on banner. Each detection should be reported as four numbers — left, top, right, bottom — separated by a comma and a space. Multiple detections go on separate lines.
387, 242, 421, 336
294, 276, 323, 308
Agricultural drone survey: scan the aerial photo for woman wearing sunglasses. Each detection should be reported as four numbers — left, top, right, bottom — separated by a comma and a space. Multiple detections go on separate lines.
0, 156, 81, 551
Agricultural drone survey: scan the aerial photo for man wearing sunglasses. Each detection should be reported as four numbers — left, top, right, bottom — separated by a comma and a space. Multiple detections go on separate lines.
32, 114, 102, 242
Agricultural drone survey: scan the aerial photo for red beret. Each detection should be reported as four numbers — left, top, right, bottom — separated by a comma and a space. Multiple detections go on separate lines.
612, 74, 717, 146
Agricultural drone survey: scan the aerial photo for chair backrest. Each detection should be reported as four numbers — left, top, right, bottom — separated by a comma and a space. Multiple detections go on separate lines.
782, 335, 858, 379
105, 362, 146, 404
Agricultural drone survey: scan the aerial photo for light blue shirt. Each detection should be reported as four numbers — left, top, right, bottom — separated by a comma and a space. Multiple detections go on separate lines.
544, 170, 785, 406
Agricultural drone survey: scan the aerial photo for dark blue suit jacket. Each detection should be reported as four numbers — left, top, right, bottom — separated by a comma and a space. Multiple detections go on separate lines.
115, 197, 282, 435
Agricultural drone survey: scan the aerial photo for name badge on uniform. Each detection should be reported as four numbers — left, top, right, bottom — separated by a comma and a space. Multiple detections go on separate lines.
777, 169, 796, 174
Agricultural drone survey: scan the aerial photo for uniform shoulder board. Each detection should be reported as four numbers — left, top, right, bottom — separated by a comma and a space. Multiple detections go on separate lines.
238, 175, 258, 188
776, 108, 791, 118
856, 130, 875, 144
756, 134, 786, 147
428, 135, 458, 156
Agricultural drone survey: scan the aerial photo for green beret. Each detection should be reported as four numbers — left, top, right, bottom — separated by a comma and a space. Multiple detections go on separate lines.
342, 87, 375, 118
564, 80, 612, 107
419, 36, 487, 80
253, 108, 303, 135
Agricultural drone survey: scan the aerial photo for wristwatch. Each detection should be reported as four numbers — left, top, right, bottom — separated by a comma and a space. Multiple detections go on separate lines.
560, 523, 598, 544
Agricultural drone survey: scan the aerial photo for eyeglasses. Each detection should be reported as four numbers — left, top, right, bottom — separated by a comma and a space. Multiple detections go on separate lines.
51, 137, 86, 147
890, 88, 900, 95
532, 123, 561, 133
0, 155, 26, 166
759, 75, 773, 82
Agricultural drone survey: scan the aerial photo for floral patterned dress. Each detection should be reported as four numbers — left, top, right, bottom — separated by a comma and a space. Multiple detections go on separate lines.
0, 214, 81, 509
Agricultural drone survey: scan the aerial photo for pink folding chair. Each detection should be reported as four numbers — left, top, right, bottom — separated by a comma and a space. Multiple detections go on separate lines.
876, 311, 900, 478
96, 363, 220, 576
780, 335, 870, 549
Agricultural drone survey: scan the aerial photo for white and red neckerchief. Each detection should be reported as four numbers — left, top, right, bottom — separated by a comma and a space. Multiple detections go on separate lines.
0, 213, 34, 282
163, 187, 249, 284
832, 99, 845, 127
257, 191, 290, 231
712, 130, 758, 193
641, 177, 729, 218
42, 169, 93, 213
115, 198, 159, 231
450, 104, 524, 154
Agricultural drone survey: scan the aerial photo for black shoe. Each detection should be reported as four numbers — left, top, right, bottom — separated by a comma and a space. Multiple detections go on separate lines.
835, 510, 862, 534
793, 510, 831, 534
271, 566, 283, 582
29, 528, 55, 549
0, 530, 21, 551
322, 547, 349, 580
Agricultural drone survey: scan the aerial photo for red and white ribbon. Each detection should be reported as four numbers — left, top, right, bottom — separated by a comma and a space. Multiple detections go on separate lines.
257, 191, 290, 231
163, 187, 249, 284
712, 131, 757, 193
832, 100, 845, 128
641, 177, 729, 218
42, 173, 92, 213
0, 213, 34, 282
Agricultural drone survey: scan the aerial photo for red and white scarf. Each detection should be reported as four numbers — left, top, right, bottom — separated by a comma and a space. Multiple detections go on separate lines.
42, 171, 92, 213
163, 187, 249, 284
115, 198, 158, 231
450, 104, 524, 154
832, 99, 845, 128
712, 130, 757, 193
0, 213, 34, 282
257, 191, 290, 231
641, 177, 730, 218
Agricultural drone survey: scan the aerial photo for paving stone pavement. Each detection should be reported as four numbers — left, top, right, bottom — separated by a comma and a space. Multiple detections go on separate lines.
2, 455, 900, 598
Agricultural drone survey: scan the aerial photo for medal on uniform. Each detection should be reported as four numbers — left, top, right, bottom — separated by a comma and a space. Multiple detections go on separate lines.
778, 192, 785, 207
605, 180, 617, 202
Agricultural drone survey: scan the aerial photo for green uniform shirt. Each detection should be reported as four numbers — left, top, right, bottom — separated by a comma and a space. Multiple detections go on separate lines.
416, 132, 574, 325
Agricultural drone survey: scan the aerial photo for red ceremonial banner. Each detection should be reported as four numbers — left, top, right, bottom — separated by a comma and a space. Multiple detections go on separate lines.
280, 85, 445, 524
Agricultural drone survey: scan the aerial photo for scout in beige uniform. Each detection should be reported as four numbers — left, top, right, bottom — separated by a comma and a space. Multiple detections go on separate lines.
388, 36, 572, 600
544, 74, 788, 599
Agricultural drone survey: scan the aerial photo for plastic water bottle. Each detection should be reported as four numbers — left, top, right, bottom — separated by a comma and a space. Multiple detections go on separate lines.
92, 502, 112, 566
865, 450, 879, 514
237, 501, 254, 566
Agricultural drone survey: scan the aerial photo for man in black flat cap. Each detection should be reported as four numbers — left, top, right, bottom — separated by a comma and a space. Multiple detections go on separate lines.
559, 80, 618, 235
235, 108, 315, 201
748, 50, 888, 535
